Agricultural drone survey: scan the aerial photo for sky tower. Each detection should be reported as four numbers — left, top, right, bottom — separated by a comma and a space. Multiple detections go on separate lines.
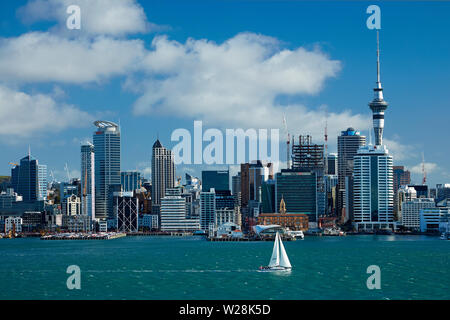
369, 31, 389, 146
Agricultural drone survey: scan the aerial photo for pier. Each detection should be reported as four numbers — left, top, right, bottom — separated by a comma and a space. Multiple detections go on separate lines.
41, 232, 126, 240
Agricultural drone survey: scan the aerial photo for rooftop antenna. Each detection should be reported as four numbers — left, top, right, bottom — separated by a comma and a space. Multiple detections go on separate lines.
421, 152, 427, 185
282, 115, 291, 170
28, 145, 31, 157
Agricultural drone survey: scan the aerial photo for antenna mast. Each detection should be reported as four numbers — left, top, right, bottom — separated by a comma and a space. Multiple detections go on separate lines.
324, 112, 328, 175
422, 152, 427, 185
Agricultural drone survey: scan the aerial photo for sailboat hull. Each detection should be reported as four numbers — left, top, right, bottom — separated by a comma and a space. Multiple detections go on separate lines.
257, 266, 292, 273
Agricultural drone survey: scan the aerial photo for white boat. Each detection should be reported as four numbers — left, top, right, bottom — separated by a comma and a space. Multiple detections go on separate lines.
258, 232, 292, 272
288, 230, 304, 239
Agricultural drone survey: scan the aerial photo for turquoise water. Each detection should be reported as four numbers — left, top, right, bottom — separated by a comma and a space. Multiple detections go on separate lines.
0, 235, 448, 300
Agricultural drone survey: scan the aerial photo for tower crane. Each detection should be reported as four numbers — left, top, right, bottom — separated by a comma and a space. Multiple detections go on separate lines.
422, 152, 427, 185
282, 115, 291, 170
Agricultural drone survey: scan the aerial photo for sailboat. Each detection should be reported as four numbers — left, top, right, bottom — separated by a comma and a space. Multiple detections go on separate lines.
258, 232, 292, 272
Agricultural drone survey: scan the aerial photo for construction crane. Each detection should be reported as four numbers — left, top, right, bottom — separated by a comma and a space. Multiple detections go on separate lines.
282, 115, 291, 170
422, 152, 427, 185
64, 163, 71, 182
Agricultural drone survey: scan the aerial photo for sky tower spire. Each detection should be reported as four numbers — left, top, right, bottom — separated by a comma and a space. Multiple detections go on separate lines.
369, 30, 388, 146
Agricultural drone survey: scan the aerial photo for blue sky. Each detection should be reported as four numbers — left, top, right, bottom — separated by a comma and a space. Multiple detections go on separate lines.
0, 0, 449, 187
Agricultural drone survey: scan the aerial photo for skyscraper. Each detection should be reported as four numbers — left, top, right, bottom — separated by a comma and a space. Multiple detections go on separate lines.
393, 166, 411, 195
151, 139, 175, 215
93, 120, 121, 220
121, 171, 141, 192
12, 152, 47, 202
202, 170, 229, 192
327, 153, 338, 175
352, 31, 394, 231
275, 169, 317, 220
81, 142, 95, 219
200, 189, 216, 231
337, 128, 366, 222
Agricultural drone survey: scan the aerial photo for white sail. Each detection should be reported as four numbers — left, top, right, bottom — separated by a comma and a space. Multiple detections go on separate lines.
268, 232, 280, 267
278, 233, 292, 268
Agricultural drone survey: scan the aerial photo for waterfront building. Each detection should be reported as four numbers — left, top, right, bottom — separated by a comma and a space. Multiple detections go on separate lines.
216, 222, 243, 238
21, 211, 43, 232
62, 215, 92, 232
93, 121, 121, 220
202, 170, 229, 192
200, 189, 216, 231
5, 216, 22, 233
151, 139, 175, 215
353, 145, 394, 231
160, 188, 200, 232
215, 208, 236, 227
113, 191, 139, 233
401, 198, 435, 230
139, 214, 159, 230
337, 128, 366, 223
257, 213, 309, 231
420, 207, 450, 233
11, 153, 47, 202
275, 169, 317, 221
121, 171, 141, 192
395, 186, 417, 222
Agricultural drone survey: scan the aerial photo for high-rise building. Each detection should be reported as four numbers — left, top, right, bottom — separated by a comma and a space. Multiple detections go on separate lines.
240, 163, 250, 207
151, 139, 175, 215
121, 171, 141, 192
436, 184, 450, 203
114, 191, 139, 233
337, 128, 366, 222
393, 166, 411, 194
12, 153, 47, 202
327, 153, 338, 175
200, 189, 216, 231
202, 170, 229, 192
231, 173, 241, 196
160, 188, 200, 232
353, 145, 394, 231
93, 120, 121, 220
352, 32, 394, 231
401, 198, 435, 230
292, 135, 324, 170
409, 185, 429, 198
81, 143, 95, 219
275, 169, 317, 221
291, 136, 326, 217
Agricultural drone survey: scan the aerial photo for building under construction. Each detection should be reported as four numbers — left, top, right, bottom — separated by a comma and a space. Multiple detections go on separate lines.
291, 135, 324, 170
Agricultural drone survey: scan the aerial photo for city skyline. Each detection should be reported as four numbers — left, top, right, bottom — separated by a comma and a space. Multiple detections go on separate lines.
0, 1, 449, 187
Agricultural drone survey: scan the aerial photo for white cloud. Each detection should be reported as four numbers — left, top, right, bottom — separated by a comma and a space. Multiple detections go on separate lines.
0, 85, 92, 137
383, 137, 415, 162
133, 33, 369, 135
410, 162, 438, 175
17, 0, 155, 36
0, 32, 146, 84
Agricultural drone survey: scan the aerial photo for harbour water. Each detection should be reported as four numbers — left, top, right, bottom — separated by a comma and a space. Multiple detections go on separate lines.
0, 235, 448, 300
